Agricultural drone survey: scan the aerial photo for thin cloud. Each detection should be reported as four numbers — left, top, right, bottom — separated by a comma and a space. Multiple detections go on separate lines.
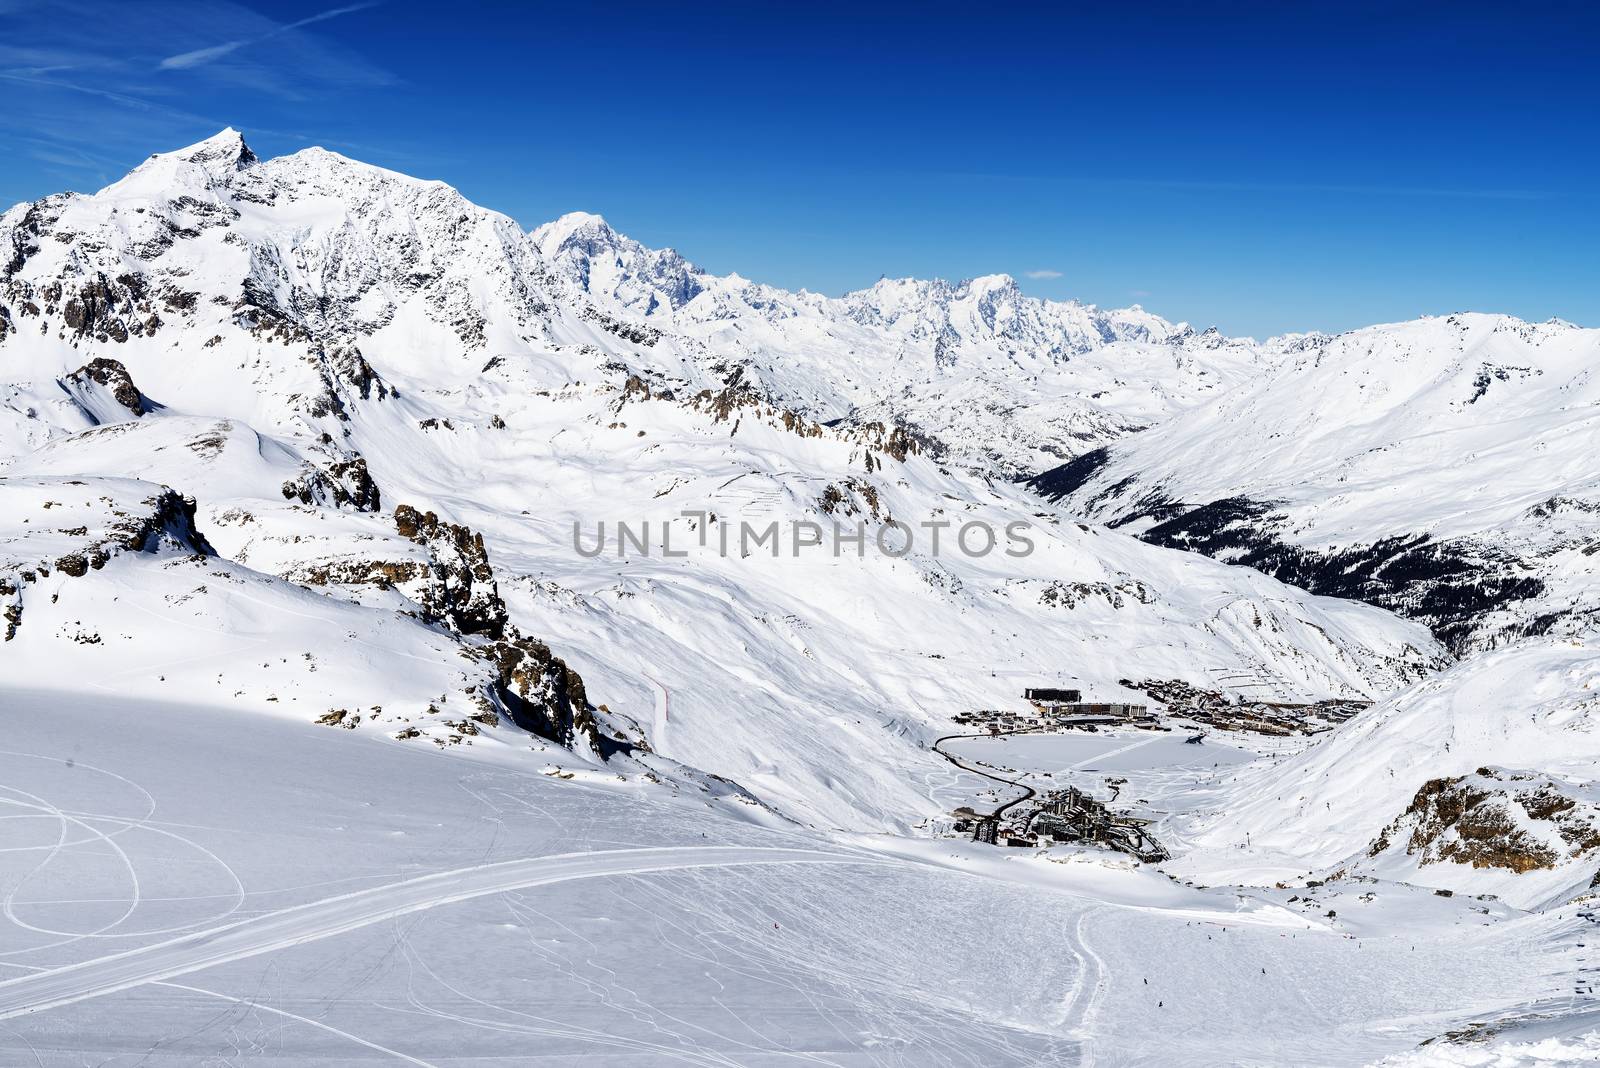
1024, 269, 1062, 280
160, 1, 379, 70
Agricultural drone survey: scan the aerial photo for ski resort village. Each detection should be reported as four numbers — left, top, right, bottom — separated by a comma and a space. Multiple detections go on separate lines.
1, 115, 1598, 1068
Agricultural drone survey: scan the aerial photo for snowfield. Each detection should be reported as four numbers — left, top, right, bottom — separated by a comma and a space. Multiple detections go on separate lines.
2, 130, 1598, 1064
2, 688, 1593, 1066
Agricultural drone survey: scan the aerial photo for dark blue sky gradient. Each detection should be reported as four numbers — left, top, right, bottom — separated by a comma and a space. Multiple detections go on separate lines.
2, 0, 1596, 335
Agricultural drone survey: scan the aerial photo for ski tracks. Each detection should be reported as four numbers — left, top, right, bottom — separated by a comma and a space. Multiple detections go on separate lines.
0, 846, 882, 1022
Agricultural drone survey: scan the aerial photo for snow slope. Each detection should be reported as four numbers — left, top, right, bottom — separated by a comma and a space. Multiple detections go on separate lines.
1, 687, 1586, 1066
1037, 314, 1600, 652
1175, 636, 1600, 908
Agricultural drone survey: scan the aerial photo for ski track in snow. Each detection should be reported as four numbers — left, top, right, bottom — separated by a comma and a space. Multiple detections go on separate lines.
0, 961, 442, 1068
0, 846, 887, 1023
1056, 907, 1107, 1064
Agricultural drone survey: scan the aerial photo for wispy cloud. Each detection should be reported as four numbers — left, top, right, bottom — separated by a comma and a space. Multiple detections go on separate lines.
0, 0, 398, 205
159, 2, 380, 71
1024, 269, 1062, 280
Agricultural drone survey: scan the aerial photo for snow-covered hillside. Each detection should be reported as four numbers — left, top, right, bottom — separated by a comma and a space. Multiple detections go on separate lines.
1035, 314, 1600, 652
1176, 636, 1600, 909
0, 129, 1443, 831
5, 129, 1597, 1064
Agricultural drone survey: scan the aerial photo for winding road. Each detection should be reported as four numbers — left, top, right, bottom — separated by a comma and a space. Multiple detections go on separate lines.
0, 845, 882, 1021
932, 731, 1038, 819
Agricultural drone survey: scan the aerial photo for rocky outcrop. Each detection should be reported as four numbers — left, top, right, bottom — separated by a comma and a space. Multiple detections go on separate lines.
1, 577, 20, 641
281, 455, 381, 511
486, 634, 605, 752
55, 273, 163, 343
1369, 768, 1600, 874
387, 503, 608, 752
299, 344, 393, 421
100, 485, 213, 557
1040, 579, 1153, 610
1, 482, 212, 641
65, 357, 147, 414
393, 504, 508, 638
817, 477, 885, 520
690, 365, 766, 423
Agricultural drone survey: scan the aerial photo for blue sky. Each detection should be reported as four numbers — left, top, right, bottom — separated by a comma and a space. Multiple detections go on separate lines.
2, 0, 1596, 337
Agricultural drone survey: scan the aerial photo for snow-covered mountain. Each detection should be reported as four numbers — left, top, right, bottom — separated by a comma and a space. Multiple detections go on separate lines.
1, 130, 1270, 480
1034, 313, 1600, 653
530, 209, 1273, 477
6, 130, 1598, 1064
0, 129, 1438, 831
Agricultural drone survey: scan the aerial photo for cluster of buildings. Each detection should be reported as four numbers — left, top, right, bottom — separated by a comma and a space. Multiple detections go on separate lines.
952, 688, 1152, 736
953, 787, 1168, 863
943, 686, 1165, 862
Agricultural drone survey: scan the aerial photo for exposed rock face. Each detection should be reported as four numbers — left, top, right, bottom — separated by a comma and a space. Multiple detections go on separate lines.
487, 634, 603, 752
65, 357, 147, 414
1370, 768, 1600, 874
393, 503, 508, 638
99, 485, 213, 557
57, 273, 162, 343
388, 503, 606, 751
281, 455, 381, 511
1040, 579, 1153, 610
1, 577, 21, 641
300, 344, 393, 422
817, 477, 884, 520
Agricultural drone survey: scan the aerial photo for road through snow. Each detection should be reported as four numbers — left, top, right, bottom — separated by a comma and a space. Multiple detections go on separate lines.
0, 845, 881, 1021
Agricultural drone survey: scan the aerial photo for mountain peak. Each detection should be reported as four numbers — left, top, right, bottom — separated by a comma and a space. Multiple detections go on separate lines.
963, 272, 1019, 294
530, 211, 618, 257
170, 127, 257, 173
554, 210, 610, 230
109, 128, 256, 197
